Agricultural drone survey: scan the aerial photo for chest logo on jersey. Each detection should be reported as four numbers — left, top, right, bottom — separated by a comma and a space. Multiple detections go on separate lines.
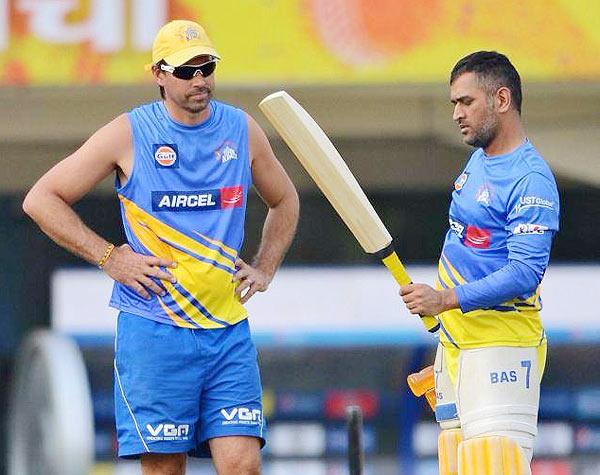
151, 186, 244, 212
215, 141, 238, 164
449, 217, 466, 239
475, 185, 491, 206
153, 144, 179, 168
454, 172, 470, 192
465, 225, 491, 249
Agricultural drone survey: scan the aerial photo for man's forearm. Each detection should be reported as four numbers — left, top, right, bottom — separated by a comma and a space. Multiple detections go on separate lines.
454, 260, 540, 312
252, 194, 299, 278
23, 191, 110, 266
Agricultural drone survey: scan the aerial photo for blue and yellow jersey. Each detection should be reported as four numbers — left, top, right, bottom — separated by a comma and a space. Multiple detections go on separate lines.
109, 100, 252, 329
436, 141, 559, 349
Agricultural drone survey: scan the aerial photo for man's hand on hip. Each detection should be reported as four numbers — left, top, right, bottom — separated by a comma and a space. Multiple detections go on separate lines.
233, 258, 272, 304
102, 244, 177, 300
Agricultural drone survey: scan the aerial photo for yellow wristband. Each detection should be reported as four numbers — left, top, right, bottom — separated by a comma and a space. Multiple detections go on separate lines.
98, 243, 115, 269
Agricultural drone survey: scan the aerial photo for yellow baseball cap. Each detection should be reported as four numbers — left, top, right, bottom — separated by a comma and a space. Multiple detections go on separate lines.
145, 20, 220, 70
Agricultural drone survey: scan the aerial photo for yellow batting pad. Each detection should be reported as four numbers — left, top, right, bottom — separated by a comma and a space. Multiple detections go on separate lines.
458, 436, 531, 475
439, 429, 463, 475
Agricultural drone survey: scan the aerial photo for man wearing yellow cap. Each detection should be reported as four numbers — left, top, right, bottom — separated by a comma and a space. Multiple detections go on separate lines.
23, 19, 299, 475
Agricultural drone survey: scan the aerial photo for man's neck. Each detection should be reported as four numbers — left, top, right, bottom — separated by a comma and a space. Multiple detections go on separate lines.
163, 100, 211, 126
483, 121, 526, 157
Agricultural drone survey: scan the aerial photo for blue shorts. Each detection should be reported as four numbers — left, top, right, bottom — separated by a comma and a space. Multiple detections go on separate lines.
114, 312, 266, 458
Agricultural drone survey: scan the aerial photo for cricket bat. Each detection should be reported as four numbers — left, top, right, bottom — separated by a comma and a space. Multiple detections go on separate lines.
259, 91, 439, 333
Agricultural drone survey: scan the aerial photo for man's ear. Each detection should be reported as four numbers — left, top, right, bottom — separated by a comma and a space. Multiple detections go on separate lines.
152, 65, 165, 86
496, 86, 512, 113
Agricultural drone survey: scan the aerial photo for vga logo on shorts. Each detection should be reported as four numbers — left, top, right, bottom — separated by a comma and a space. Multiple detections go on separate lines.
220, 407, 262, 426
152, 186, 244, 212
153, 144, 179, 168
513, 223, 549, 235
146, 423, 190, 441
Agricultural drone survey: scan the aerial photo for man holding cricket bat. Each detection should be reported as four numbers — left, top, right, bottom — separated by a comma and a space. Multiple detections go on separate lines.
23, 19, 299, 475
400, 51, 560, 474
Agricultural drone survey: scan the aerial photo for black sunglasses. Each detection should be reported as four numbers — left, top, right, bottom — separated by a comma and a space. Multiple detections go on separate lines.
160, 59, 218, 80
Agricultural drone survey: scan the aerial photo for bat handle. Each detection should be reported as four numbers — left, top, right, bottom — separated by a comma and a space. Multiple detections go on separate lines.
378, 248, 440, 334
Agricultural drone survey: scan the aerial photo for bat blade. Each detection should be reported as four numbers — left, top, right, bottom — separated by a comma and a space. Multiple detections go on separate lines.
259, 91, 391, 254
259, 91, 439, 334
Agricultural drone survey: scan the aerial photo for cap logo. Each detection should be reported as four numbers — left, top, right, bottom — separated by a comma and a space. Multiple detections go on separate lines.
185, 27, 200, 41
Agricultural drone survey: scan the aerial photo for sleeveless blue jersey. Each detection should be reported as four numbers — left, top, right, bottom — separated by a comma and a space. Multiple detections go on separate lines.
109, 100, 252, 329
436, 141, 559, 348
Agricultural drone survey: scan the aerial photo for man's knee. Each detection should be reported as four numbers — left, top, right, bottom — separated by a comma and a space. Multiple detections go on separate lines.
216, 451, 261, 475
210, 436, 262, 475
141, 453, 186, 475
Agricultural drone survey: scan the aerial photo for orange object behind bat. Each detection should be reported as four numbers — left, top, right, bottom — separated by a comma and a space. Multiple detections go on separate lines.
407, 365, 436, 411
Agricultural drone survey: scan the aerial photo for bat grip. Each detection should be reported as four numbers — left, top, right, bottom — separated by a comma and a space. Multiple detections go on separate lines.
377, 247, 440, 334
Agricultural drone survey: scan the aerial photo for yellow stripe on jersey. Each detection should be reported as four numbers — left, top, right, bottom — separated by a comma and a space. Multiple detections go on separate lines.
193, 231, 238, 260
120, 196, 236, 272
437, 255, 544, 349
162, 280, 226, 329
437, 260, 457, 289
157, 296, 197, 328
441, 253, 466, 285
120, 195, 247, 328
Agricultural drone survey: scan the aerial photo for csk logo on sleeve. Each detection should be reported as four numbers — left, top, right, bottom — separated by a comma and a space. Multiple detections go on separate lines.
153, 144, 179, 168
454, 172, 470, 192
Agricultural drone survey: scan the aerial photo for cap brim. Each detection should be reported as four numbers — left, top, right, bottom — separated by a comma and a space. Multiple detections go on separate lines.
164, 45, 221, 67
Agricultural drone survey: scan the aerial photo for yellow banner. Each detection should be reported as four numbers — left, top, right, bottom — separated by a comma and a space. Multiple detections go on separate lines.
1, 0, 599, 85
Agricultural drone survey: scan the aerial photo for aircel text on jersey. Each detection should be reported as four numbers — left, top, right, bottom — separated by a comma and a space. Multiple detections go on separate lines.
158, 193, 216, 208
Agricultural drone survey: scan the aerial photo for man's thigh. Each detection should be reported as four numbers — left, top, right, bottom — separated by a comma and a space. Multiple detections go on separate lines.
114, 312, 204, 458
141, 453, 186, 475
209, 436, 261, 475
191, 319, 266, 456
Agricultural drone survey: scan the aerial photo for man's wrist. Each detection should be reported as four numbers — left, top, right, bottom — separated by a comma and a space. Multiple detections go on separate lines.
97, 242, 115, 269
440, 288, 459, 312
251, 258, 277, 281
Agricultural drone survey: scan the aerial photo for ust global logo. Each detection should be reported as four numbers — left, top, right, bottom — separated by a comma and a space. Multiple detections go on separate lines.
220, 407, 262, 426
153, 144, 179, 168
146, 423, 190, 441
152, 186, 244, 212
516, 196, 555, 213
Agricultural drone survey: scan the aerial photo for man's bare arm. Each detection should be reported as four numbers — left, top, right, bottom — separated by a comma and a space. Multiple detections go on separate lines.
22, 114, 176, 299
233, 113, 299, 303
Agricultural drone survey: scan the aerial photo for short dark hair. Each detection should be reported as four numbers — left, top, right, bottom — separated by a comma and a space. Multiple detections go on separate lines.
450, 51, 522, 114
